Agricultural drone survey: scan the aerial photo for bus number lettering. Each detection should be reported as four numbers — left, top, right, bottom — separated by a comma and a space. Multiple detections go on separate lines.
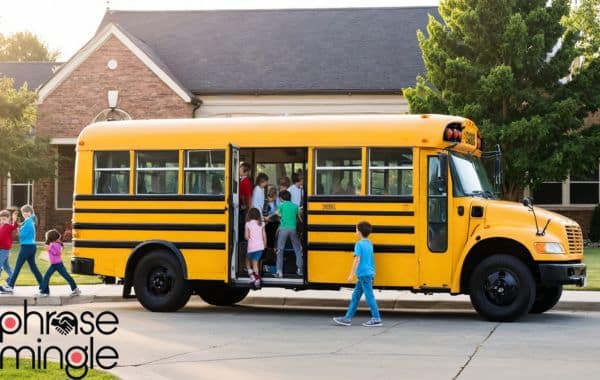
322, 204, 336, 210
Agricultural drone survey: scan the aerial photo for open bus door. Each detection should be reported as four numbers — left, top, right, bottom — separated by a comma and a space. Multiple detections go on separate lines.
228, 144, 240, 281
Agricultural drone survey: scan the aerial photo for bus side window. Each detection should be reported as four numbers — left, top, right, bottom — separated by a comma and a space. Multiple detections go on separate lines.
369, 148, 412, 196
94, 151, 130, 194
184, 150, 225, 195
427, 156, 448, 252
136, 151, 179, 194
315, 148, 361, 195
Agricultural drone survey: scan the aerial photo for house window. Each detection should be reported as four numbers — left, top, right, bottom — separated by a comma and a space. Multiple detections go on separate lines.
56, 145, 76, 209
8, 176, 33, 208
315, 148, 361, 195
533, 161, 600, 206
368, 148, 412, 196
185, 150, 225, 195
532, 183, 562, 205
94, 151, 130, 194
136, 151, 179, 194
570, 166, 599, 204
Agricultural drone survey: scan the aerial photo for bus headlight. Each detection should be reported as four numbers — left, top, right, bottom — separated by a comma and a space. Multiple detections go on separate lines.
534, 242, 566, 254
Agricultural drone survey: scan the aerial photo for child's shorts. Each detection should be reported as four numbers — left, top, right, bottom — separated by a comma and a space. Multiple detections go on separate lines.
246, 250, 264, 262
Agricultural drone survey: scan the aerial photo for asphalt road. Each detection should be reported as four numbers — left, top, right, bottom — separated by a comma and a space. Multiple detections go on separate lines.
1, 299, 599, 380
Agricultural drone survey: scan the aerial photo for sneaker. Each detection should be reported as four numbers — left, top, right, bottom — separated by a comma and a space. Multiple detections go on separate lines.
361, 318, 382, 327
275, 271, 283, 278
0, 285, 13, 294
296, 269, 304, 276
333, 317, 352, 326
70, 288, 81, 297
35, 292, 49, 298
254, 278, 261, 289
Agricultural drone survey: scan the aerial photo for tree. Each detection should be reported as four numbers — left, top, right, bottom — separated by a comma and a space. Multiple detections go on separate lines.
0, 31, 59, 61
403, 0, 600, 200
0, 78, 55, 181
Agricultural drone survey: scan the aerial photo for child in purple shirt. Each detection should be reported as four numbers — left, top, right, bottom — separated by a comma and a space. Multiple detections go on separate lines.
37, 229, 80, 297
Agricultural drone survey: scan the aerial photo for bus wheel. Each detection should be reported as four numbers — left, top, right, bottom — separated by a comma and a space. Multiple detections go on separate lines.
133, 250, 191, 312
196, 284, 249, 306
469, 254, 535, 322
529, 285, 563, 314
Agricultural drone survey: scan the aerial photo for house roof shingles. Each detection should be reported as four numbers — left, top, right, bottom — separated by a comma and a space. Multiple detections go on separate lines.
98, 7, 437, 95
0, 61, 61, 90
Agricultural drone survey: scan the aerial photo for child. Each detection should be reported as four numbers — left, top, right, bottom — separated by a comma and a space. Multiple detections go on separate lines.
0, 205, 43, 294
37, 229, 80, 297
275, 190, 303, 277
245, 208, 266, 289
333, 221, 382, 327
288, 172, 304, 207
264, 187, 279, 221
239, 163, 253, 212
0, 210, 19, 281
251, 173, 269, 216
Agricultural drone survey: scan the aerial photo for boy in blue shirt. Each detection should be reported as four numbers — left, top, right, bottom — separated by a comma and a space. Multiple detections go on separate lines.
333, 221, 382, 327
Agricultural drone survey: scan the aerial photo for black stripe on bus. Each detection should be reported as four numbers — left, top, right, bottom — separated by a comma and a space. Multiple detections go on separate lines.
308, 210, 414, 216
74, 208, 226, 214
74, 194, 225, 201
308, 243, 415, 253
72, 240, 225, 250
308, 224, 414, 234
308, 195, 413, 203
73, 223, 225, 231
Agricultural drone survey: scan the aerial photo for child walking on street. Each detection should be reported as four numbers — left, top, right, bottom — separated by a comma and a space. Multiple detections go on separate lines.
333, 221, 382, 327
0, 210, 19, 281
37, 229, 80, 297
0, 205, 43, 294
245, 208, 266, 289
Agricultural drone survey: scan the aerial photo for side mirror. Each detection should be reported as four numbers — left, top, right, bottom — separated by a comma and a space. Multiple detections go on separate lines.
522, 197, 533, 207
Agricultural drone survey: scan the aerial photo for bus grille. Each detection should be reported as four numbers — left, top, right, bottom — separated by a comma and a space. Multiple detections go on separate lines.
565, 225, 583, 255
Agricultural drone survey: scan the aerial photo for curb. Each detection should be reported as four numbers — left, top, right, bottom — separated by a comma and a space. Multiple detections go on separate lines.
1, 295, 599, 312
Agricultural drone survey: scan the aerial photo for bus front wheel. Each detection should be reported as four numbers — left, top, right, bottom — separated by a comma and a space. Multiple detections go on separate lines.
196, 284, 249, 306
469, 254, 535, 322
529, 285, 563, 314
133, 250, 191, 312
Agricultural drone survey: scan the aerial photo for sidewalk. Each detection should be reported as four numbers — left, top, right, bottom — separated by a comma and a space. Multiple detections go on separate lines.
1, 284, 599, 312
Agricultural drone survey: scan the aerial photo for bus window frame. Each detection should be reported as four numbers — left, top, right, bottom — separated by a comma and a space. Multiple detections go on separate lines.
135, 150, 180, 195
367, 147, 413, 196
93, 150, 131, 195
183, 149, 226, 195
314, 147, 363, 196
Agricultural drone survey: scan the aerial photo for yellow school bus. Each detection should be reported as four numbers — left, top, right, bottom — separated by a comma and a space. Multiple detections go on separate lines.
71, 114, 586, 321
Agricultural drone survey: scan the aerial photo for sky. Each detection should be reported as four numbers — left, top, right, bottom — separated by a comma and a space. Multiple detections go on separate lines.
0, 0, 438, 61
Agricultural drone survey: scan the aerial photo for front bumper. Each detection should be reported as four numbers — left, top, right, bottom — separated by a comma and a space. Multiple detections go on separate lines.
71, 257, 95, 275
539, 263, 586, 287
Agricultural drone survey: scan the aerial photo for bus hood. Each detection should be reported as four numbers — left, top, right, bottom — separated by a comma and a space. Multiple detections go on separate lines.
480, 199, 576, 229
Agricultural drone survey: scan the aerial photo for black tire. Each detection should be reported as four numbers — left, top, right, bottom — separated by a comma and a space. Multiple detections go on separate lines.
133, 250, 191, 312
196, 283, 249, 306
529, 285, 563, 314
469, 254, 535, 322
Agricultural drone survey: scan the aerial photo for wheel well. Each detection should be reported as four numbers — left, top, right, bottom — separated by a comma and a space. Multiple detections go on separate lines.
124, 241, 188, 287
460, 238, 539, 294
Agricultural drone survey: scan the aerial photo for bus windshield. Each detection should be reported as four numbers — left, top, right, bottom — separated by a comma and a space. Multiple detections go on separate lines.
450, 152, 495, 199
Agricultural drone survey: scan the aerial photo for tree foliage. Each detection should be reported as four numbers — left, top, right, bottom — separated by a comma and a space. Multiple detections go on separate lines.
404, 0, 600, 200
0, 31, 59, 61
0, 78, 55, 180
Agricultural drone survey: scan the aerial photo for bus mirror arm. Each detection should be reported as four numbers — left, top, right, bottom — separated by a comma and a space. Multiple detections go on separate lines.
540, 218, 551, 236
523, 197, 545, 236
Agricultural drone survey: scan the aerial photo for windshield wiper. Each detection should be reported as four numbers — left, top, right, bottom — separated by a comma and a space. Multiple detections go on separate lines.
469, 190, 495, 199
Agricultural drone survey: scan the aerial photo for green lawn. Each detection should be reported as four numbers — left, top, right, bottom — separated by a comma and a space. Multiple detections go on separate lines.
0, 245, 102, 287
571, 248, 600, 291
0, 357, 118, 379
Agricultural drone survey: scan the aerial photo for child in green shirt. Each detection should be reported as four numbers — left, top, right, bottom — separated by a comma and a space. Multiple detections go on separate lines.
275, 190, 303, 277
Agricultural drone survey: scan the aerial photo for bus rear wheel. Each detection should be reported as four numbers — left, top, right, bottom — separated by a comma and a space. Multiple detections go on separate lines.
529, 285, 563, 314
196, 283, 249, 306
133, 250, 191, 312
469, 254, 535, 322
